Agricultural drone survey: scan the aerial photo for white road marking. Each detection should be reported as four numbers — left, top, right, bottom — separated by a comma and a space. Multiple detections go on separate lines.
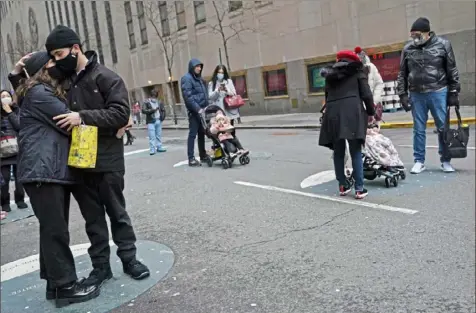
300, 169, 353, 189
173, 160, 190, 168
124, 148, 150, 156
0, 241, 115, 282
234, 181, 418, 215
398, 144, 475, 150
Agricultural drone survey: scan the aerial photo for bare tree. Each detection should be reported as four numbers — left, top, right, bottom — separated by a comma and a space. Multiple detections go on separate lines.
209, 1, 256, 71
141, 1, 190, 125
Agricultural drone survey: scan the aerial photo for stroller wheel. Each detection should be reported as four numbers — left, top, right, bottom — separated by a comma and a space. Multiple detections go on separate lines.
206, 157, 213, 167
243, 155, 250, 165
221, 159, 229, 170
385, 177, 390, 188
400, 171, 406, 180
239, 156, 246, 165
392, 177, 398, 187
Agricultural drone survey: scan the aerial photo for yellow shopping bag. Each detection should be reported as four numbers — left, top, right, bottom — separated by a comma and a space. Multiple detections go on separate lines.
68, 125, 98, 169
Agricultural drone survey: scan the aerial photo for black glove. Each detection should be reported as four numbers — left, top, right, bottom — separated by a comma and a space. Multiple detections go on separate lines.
447, 92, 459, 107
400, 94, 411, 112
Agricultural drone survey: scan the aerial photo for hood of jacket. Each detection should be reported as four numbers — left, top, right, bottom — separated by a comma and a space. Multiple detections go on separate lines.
325, 61, 364, 85
188, 58, 203, 77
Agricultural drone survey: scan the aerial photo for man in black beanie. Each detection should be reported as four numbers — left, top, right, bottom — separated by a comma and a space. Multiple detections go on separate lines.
397, 17, 460, 175
44, 25, 150, 289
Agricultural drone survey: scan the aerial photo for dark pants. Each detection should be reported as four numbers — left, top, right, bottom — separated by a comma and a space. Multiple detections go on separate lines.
23, 183, 77, 288
187, 114, 206, 160
125, 129, 134, 144
72, 171, 137, 268
333, 139, 364, 191
223, 138, 243, 154
1, 165, 25, 205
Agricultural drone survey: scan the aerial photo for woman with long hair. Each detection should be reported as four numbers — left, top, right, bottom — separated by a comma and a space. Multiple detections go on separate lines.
15, 51, 99, 307
208, 65, 240, 126
1, 89, 27, 212
318, 50, 375, 199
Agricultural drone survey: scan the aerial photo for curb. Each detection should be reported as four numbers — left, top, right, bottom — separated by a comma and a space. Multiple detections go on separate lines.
132, 117, 476, 130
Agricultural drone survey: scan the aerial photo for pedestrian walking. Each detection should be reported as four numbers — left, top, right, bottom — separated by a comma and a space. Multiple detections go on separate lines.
132, 101, 141, 125
181, 58, 209, 166
397, 17, 460, 174
318, 50, 375, 199
44, 25, 150, 289
1, 89, 27, 212
142, 90, 166, 155
13, 51, 99, 307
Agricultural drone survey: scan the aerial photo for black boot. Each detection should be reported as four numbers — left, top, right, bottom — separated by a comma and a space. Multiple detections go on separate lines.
1, 204, 11, 213
82, 266, 113, 288
55, 280, 100, 308
188, 158, 201, 167
123, 260, 150, 280
46, 281, 55, 300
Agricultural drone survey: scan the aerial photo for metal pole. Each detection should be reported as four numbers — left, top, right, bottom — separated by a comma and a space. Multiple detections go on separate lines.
219, 48, 222, 65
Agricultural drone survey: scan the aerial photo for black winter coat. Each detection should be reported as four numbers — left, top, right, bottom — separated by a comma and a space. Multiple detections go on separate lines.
318, 61, 375, 150
142, 98, 166, 124
17, 84, 78, 184
0, 106, 20, 166
66, 51, 130, 172
397, 32, 460, 95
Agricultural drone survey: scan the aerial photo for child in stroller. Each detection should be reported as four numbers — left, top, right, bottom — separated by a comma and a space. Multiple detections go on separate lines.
200, 105, 250, 169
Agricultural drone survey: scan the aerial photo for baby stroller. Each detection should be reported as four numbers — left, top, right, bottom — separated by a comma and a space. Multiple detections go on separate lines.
200, 105, 250, 169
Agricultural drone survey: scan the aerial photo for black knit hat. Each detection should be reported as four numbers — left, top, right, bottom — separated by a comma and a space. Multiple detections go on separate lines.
24, 51, 50, 77
45, 25, 81, 53
411, 17, 431, 32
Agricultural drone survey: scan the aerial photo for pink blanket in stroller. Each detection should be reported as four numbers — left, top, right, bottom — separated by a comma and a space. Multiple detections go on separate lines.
364, 128, 404, 167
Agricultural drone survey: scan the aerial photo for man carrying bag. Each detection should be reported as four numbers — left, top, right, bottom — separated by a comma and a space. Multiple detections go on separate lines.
440, 105, 470, 160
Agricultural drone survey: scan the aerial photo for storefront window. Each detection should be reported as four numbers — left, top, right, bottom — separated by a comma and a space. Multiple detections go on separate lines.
231, 75, 248, 99
368, 51, 401, 82
263, 68, 287, 97
307, 62, 333, 94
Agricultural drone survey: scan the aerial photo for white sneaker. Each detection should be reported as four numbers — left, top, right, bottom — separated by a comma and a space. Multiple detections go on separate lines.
441, 162, 455, 173
410, 162, 426, 174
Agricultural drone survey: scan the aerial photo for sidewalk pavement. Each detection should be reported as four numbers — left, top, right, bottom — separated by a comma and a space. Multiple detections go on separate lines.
132, 106, 476, 130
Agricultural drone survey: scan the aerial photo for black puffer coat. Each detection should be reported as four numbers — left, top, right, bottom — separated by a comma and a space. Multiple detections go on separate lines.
0, 106, 20, 166
17, 84, 78, 184
318, 61, 375, 150
397, 32, 460, 95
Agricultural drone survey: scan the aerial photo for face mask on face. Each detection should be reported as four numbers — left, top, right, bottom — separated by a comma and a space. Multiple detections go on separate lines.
55, 48, 78, 77
413, 34, 429, 46
47, 66, 67, 82
1, 97, 12, 105
217, 73, 224, 81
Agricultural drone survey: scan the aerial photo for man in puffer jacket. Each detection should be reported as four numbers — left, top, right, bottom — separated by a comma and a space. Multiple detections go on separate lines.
180, 58, 209, 166
397, 17, 460, 174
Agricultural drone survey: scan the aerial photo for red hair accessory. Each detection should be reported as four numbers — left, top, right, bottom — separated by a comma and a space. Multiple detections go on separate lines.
354, 46, 362, 54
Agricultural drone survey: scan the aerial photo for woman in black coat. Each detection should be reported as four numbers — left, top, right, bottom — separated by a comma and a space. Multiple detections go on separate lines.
318, 50, 375, 199
1, 90, 27, 211
14, 51, 99, 307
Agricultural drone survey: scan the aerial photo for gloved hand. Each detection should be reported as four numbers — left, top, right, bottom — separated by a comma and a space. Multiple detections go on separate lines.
447, 92, 459, 107
400, 94, 411, 112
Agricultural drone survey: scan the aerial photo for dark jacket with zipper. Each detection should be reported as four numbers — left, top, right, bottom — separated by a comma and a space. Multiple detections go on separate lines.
318, 61, 375, 150
180, 58, 209, 115
1, 105, 20, 166
16, 84, 78, 184
397, 32, 460, 95
142, 98, 166, 124
65, 51, 130, 172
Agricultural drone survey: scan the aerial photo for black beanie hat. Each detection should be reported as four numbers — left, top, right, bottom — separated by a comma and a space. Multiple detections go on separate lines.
24, 51, 50, 77
411, 17, 431, 32
45, 25, 81, 53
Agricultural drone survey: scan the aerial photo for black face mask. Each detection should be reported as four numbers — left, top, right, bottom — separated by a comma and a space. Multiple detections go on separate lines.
55, 48, 78, 77
47, 66, 66, 82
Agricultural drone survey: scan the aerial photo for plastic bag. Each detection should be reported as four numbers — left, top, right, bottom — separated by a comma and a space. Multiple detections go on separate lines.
68, 125, 98, 168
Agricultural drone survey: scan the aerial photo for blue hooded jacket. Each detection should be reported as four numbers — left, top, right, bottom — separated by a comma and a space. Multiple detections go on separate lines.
180, 58, 209, 113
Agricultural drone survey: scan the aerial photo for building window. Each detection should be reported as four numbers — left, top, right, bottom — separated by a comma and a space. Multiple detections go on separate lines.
105, 1, 118, 64
193, 1, 206, 24
57, 1, 64, 25
51, 1, 57, 26
45, 2, 52, 31
64, 1, 71, 27
263, 68, 288, 97
231, 75, 248, 99
175, 1, 186, 30
80, 1, 89, 50
306, 62, 333, 94
124, 2, 136, 49
229, 1, 243, 12
91, 1, 104, 64
136, 1, 148, 45
158, 2, 170, 36
71, 1, 80, 37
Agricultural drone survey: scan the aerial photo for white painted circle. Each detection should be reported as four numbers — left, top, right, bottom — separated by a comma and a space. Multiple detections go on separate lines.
300, 169, 352, 189
0, 241, 114, 282
173, 160, 189, 168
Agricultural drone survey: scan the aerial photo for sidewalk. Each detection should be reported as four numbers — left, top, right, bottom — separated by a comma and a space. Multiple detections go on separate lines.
132, 106, 476, 130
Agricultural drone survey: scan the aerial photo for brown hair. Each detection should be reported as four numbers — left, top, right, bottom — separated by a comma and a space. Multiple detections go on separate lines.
16, 67, 66, 100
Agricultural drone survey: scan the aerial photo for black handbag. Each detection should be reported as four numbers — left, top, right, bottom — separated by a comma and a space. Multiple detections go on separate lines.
440, 106, 470, 159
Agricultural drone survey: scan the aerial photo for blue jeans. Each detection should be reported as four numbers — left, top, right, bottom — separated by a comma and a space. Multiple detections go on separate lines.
410, 87, 449, 163
333, 140, 364, 192
147, 119, 163, 154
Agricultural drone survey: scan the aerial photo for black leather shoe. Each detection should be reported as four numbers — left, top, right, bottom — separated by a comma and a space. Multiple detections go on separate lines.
123, 260, 150, 280
82, 267, 113, 287
46, 281, 55, 300
55, 281, 100, 308
16, 201, 28, 209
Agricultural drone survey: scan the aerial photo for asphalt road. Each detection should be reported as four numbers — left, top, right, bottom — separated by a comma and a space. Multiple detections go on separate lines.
1, 128, 475, 313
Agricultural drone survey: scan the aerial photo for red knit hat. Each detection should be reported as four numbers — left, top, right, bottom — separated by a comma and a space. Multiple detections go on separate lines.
336, 50, 361, 63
